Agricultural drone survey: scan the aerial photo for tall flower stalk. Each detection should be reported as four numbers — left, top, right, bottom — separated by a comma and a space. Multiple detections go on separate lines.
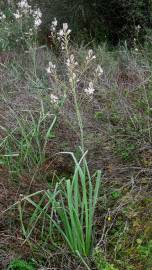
46, 20, 104, 153
71, 73, 85, 152
66, 53, 85, 153
58, 23, 84, 151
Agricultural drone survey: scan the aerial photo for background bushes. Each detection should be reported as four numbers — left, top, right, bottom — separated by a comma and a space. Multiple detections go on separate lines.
34, 0, 152, 45
96, 0, 152, 44
1, 0, 152, 45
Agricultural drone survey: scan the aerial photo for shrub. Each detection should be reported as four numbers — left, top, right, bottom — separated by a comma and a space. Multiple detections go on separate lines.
3, 0, 151, 45
96, 0, 152, 45
33, 0, 152, 45
0, 0, 42, 52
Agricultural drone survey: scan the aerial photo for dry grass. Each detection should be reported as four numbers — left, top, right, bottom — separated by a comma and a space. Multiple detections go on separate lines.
0, 43, 152, 269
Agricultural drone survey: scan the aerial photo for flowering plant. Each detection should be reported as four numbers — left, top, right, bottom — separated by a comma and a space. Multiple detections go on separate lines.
46, 19, 104, 151
0, 0, 42, 52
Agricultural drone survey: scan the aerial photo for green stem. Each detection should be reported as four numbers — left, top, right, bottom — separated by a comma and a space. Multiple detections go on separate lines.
72, 80, 84, 153
64, 38, 84, 153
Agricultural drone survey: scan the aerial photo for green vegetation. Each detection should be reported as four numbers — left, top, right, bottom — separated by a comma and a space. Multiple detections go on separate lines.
93, 247, 118, 270
0, 1, 152, 270
17, 152, 101, 259
32, 0, 152, 44
8, 259, 35, 270
0, 103, 56, 176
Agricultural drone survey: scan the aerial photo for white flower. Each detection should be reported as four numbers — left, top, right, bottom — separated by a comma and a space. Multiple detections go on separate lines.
84, 82, 95, 95
46, 67, 51, 74
17, 0, 32, 15
58, 23, 71, 37
49, 61, 56, 70
88, 49, 93, 58
50, 94, 59, 104
52, 17, 57, 27
18, 0, 30, 9
13, 10, 22, 19
34, 18, 42, 28
46, 61, 56, 74
72, 72, 76, 79
66, 54, 78, 67
58, 29, 64, 37
28, 28, 33, 36
31, 7, 42, 28
24, 28, 33, 36
136, 25, 141, 30
96, 65, 103, 76
86, 49, 96, 61
57, 22, 71, 50
0, 11, 6, 20
69, 72, 76, 83
67, 29, 71, 35
33, 8, 42, 18
63, 23, 68, 32
66, 59, 71, 67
